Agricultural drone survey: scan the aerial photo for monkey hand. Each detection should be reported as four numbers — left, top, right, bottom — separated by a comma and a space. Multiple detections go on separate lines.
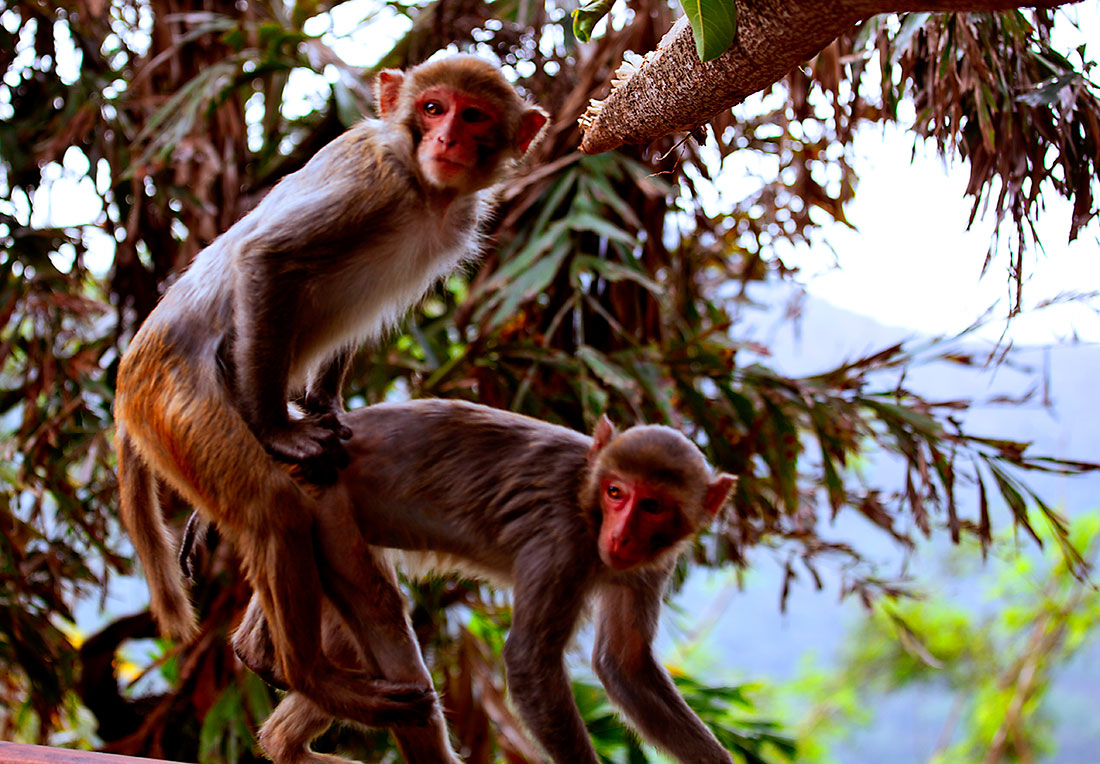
351, 679, 439, 727
300, 389, 354, 441
233, 608, 438, 727
310, 408, 353, 442
263, 419, 351, 485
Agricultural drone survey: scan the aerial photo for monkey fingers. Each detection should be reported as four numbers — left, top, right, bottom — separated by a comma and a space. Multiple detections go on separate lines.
265, 420, 350, 485
312, 410, 352, 442
235, 591, 437, 728
297, 412, 353, 484
271, 642, 437, 728
264, 420, 348, 462
307, 673, 437, 728
178, 511, 219, 580
350, 679, 437, 728
250, 652, 437, 728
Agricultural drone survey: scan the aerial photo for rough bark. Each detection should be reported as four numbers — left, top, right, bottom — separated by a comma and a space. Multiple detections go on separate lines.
578, 0, 1082, 154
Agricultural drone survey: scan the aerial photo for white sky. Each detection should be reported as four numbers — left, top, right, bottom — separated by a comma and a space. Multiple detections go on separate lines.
786, 123, 1100, 345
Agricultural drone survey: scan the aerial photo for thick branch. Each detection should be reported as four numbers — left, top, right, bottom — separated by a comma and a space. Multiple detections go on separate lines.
578, 0, 1081, 154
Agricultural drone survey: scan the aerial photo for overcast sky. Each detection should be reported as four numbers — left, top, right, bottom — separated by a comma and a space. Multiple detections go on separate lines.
787, 121, 1100, 345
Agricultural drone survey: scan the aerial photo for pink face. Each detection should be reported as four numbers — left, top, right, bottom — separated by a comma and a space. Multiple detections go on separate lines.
415, 87, 502, 190
597, 473, 686, 570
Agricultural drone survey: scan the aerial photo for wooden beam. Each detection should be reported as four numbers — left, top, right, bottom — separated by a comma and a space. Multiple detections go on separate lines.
0, 743, 187, 764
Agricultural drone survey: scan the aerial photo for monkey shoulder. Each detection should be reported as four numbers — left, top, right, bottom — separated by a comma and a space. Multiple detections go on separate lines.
124, 243, 234, 358
270, 121, 415, 211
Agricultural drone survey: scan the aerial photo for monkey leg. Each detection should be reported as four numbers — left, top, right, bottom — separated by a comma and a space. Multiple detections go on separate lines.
259, 680, 461, 764
233, 595, 287, 690
250, 594, 461, 764
312, 519, 460, 761
259, 693, 340, 764
116, 352, 431, 728
243, 504, 436, 729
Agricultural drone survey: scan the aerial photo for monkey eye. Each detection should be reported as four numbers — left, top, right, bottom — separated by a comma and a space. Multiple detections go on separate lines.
461, 107, 489, 123
422, 100, 446, 116
639, 498, 662, 514
606, 484, 624, 500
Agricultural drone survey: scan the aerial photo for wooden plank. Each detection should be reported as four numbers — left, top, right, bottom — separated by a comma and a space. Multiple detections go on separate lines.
0, 743, 188, 764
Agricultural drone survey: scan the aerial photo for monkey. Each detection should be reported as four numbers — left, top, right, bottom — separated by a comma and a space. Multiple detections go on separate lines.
226, 398, 738, 764
113, 56, 549, 730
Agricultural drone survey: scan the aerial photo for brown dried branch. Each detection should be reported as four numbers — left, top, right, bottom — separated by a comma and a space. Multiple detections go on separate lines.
579, 0, 1082, 154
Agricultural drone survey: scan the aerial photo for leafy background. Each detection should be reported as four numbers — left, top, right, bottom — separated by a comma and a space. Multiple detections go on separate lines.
1, 1, 1098, 762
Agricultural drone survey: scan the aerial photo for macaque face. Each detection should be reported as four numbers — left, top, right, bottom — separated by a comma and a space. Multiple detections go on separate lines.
597, 472, 688, 570
415, 87, 503, 190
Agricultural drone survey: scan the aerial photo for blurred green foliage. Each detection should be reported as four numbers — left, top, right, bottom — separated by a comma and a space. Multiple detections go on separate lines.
791, 513, 1100, 763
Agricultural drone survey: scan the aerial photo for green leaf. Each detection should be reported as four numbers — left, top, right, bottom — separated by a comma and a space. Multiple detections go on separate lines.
577, 345, 639, 398
761, 397, 799, 513
983, 458, 1043, 547
572, 255, 662, 294
1017, 72, 1079, 107
531, 168, 579, 238
474, 220, 570, 304
891, 12, 932, 61
485, 242, 571, 329
679, 0, 737, 62
568, 212, 638, 247
973, 82, 997, 151
572, 0, 615, 43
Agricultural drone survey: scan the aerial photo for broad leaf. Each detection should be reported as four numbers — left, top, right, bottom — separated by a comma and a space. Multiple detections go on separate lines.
572, 0, 615, 43
679, 0, 736, 62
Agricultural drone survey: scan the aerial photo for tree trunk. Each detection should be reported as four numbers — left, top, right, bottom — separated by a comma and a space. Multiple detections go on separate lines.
578, 0, 1081, 154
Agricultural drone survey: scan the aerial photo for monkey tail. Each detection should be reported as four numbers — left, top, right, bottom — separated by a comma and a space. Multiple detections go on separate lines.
116, 424, 199, 642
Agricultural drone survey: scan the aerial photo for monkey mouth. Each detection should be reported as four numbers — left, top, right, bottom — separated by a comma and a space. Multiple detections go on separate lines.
428, 156, 471, 171
601, 549, 642, 571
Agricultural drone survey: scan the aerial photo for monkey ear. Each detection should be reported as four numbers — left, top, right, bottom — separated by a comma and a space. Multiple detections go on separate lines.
588, 415, 616, 461
704, 474, 737, 517
375, 70, 405, 118
516, 107, 549, 155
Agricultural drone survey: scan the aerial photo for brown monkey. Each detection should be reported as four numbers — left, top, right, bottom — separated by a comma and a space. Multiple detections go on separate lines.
231, 399, 738, 764
114, 56, 548, 729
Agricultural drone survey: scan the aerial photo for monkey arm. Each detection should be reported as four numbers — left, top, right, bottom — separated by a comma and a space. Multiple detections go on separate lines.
592, 572, 734, 764
502, 564, 600, 764
229, 128, 395, 468
299, 348, 353, 437
232, 261, 344, 466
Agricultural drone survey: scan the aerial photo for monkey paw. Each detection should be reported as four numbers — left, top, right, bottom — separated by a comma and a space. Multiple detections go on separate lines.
299, 395, 354, 441
263, 421, 351, 484
311, 410, 353, 442
358, 680, 438, 727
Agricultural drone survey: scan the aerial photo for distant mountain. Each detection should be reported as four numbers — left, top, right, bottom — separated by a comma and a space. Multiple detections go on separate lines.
667, 288, 1100, 762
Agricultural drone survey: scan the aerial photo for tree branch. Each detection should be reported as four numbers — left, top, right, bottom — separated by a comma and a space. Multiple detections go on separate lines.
578, 0, 1082, 154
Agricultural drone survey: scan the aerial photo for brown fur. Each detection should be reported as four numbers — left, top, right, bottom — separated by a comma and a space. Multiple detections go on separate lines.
114, 59, 548, 730
233, 400, 737, 764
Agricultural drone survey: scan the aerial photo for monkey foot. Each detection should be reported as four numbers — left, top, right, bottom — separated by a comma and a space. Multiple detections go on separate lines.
310, 674, 438, 728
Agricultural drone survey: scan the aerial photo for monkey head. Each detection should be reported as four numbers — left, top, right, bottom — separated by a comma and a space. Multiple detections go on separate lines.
583, 416, 736, 571
375, 55, 549, 194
